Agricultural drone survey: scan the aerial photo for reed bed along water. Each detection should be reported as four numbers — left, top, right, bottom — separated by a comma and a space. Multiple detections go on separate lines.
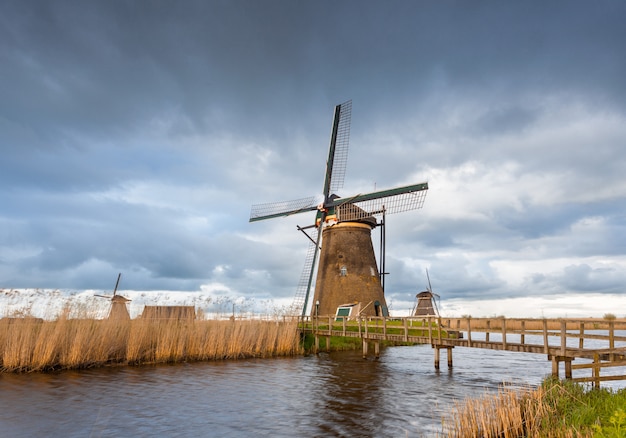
0, 315, 301, 372
442, 385, 548, 437
441, 377, 626, 437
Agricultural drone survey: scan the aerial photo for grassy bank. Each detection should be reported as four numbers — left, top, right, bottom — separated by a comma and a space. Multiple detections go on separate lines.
300, 333, 416, 353
442, 377, 626, 437
0, 315, 301, 372
301, 333, 363, 352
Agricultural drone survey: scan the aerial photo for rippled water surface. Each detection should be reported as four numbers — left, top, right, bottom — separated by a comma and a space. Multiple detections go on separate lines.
0, 344, 616, 437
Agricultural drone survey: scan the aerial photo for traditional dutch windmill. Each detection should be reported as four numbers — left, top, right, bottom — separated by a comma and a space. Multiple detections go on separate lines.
412, 270, 440, 317
95, 273, 131, 320
249, 100, 428, 317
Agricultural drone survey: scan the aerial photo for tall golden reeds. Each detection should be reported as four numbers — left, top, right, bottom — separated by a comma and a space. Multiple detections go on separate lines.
0, 313, 301, 372
441, 382, 593, 437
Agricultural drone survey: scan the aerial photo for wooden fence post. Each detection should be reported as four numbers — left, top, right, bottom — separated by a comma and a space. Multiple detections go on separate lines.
403, 318, 408, 342
560, 320, 567, 357
437, 316, 442, 344
428, 318, 433, 344
578, 321, 584, 350
609, 321, 615, 361
486, 319, 490, 343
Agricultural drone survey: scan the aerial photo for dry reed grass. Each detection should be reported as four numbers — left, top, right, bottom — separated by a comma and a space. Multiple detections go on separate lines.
441, 383, 593, 438
0, 314, 301, 372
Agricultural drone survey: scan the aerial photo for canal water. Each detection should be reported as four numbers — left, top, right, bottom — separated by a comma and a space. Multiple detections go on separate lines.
0, 344, 619, 437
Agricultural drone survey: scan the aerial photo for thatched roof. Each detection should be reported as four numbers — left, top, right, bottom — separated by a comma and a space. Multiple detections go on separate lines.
141, 306, 196, 320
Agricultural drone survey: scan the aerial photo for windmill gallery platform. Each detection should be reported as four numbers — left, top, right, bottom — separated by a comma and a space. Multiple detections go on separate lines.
301, 315, 626, 388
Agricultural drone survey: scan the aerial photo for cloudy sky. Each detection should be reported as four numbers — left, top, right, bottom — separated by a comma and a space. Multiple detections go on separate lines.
2, 1, 625, 317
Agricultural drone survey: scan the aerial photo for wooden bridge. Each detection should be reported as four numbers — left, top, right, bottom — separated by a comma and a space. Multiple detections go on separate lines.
302, 316, 626, 388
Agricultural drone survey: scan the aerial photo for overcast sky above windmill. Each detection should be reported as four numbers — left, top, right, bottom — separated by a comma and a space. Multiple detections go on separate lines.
2, 1, 626, 318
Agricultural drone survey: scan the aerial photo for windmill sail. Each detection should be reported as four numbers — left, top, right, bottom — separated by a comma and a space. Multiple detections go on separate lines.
249, 196, 318, 222
290, 227, 319, 314
334, 182, 428, 222
323, 100, 352, 198
249, 100, 352, 224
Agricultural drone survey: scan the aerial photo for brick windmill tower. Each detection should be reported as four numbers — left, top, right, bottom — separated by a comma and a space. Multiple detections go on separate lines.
250, 101, 428, 317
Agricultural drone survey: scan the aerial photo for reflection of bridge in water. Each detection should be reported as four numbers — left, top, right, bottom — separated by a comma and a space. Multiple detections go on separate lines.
302, 316, 626, 388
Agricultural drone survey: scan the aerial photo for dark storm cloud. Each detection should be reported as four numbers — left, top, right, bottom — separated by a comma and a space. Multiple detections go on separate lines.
1, 0, 625, 315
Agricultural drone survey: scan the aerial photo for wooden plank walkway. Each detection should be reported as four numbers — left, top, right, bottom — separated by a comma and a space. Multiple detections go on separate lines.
302, 316, 626, 388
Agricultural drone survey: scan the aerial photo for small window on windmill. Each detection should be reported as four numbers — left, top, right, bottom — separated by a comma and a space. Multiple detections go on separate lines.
335, 302, 360, 321
370, 266, 376, 277
336, 307, 351, 321
340, 266, 347, 276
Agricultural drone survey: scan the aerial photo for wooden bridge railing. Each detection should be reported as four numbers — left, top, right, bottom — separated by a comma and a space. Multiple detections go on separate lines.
300, 315, 626, 387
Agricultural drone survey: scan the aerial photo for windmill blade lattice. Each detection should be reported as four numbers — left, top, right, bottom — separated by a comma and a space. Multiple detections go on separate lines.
326, 100, 352, 196
335, 182, 428, 222
290, 227, 319, 314
249, 196, 318, 222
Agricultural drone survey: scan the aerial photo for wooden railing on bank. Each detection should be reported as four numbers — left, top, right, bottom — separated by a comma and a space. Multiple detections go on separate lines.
300, 316, 626, 388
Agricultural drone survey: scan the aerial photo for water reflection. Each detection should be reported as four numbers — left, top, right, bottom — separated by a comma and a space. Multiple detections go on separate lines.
312, 351, 387, 436
0, 344, 618, 437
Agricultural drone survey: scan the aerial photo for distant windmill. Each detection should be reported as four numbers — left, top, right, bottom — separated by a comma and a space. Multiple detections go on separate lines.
250, 100, 428, 317
95, 273, 131, 320
412, 269, 440, 317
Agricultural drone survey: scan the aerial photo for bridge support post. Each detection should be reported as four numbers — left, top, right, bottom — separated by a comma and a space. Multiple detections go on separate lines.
434, 346, 453, 370
374, 340, 380, 358
593, 353, 600, 389
314, 335, 319, 354
550, 355, 573, 379
362, 339, 368, 359
326, 336, 331, 352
